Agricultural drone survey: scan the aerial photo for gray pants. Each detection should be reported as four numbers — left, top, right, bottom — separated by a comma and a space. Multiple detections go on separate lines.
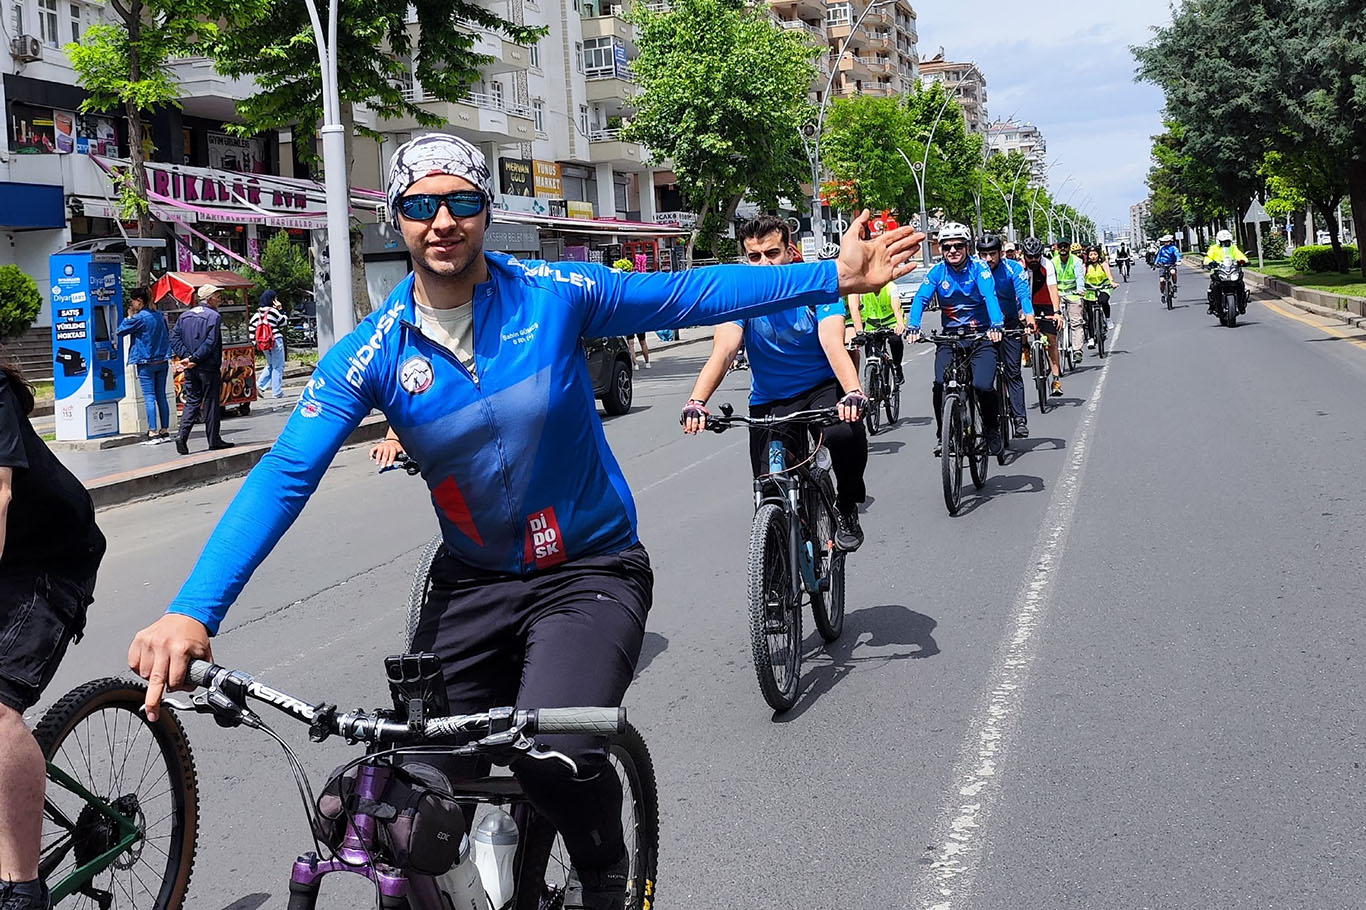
1062, 296, 1085, 353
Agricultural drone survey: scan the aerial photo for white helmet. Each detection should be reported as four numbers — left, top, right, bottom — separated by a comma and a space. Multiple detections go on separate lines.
817, 242, 842, 261
938, 222, 972, 244
1160, 234, 1174, 243
1217, 229, 1233, 244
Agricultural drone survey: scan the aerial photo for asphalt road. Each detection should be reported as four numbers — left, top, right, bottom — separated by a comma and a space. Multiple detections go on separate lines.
34, 264, 1366, 910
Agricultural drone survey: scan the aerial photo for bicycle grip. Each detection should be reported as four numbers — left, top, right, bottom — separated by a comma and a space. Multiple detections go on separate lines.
532, 707, 626, 735
186, 659, 221, 688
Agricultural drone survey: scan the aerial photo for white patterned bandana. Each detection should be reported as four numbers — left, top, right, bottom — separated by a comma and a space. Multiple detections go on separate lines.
386, 133, 493, 227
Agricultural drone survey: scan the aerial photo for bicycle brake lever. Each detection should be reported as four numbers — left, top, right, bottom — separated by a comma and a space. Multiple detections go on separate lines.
159, 693, 197, 713
522, 744, 580, 777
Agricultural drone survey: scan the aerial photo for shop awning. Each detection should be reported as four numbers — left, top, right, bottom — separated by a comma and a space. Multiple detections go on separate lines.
492, 210, 690, 237
0, 181, 65, 229
152, 270, 256, 309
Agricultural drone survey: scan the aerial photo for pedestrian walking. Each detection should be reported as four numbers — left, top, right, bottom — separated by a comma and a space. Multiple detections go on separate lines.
170, 284, 233, 455
0, 362, 105, 910
627, 332, 651, 369
117, 287, 173, 442
249, 289, 288, 398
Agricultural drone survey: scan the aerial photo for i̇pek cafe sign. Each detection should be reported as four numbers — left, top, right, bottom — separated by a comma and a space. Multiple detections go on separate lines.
79, 158, 328, 230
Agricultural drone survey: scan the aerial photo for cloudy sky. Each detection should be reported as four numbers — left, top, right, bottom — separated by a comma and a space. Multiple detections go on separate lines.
913, 0, 1175, 236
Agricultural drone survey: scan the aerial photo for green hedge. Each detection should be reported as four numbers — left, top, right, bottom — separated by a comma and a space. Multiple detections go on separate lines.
0, 265, 41, 342
1289, 244, 1360, 273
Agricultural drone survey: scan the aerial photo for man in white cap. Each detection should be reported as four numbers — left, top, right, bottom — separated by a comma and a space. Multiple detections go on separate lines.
129, 133, 925, 909
170, 283, 232, 454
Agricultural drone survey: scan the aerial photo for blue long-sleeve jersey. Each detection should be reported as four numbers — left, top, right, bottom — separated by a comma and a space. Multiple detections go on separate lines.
908, 258, 1005, 330
988, 258, 1033, 322
1155, 244, 1182, 267
168, 253, 841, 633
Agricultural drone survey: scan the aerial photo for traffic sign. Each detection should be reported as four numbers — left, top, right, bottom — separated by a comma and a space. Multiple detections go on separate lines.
1243, 199, 1271, 223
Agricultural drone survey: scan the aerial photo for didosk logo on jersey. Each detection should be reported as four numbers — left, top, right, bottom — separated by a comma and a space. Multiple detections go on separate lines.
345, 298, 406, 387
525, 507, 568, 569
399, 355, 434, 394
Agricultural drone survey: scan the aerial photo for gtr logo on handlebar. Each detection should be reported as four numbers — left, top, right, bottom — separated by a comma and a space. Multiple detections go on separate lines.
252, 684, 313, 717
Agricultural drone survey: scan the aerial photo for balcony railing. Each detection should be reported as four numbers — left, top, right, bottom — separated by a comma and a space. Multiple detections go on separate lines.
399, 85, 532, 119
585, 64, 632, 81
778, 18, 825, 38
589, 127, 629, 141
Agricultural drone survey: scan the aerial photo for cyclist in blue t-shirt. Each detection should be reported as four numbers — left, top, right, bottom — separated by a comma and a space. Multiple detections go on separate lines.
976, 234, 1035, 439
1155, 234, 1182, 298
906, 222, 1006, 456
683, 216, 873, 551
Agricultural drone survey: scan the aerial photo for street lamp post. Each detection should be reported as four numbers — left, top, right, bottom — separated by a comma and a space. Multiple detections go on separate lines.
805, 0, 894, 245
893, 85, 961, 267
301, 0, 354, 353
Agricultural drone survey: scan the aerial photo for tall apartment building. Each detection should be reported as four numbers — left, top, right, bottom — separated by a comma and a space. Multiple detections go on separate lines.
1130, 201, 1150, 245
918, 50, 987, 133
985, 118, 1047, 186
769, 0, 919, 103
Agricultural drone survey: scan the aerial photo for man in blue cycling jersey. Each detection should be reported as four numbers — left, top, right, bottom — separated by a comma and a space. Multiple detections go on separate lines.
681, 216, 871, 550
906, 222, 1006, 456
126, 134, 923, 910
975, 234, 1035, 438
1155, 234, 1182, 297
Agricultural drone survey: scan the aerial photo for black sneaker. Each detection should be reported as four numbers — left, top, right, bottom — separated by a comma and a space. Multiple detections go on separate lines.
835, 508, 864, 551
986, 427, 1004, 456
1, 880, 50, 910
564, 851, 629, 910
208, 440, 235, 450
1013, 418, 1029, 438
175, 437, 189, 455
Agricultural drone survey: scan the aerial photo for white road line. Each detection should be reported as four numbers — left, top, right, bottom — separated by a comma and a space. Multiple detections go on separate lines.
916, 313, 1126, 910
634, 438, 744, 496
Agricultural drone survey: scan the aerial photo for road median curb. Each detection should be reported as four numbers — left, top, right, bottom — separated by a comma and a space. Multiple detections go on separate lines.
1245, 271, 1366, 329
87, 414, 389, 510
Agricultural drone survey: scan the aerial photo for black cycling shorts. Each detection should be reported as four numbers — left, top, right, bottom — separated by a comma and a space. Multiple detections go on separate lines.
1034, 303, 1058, 336
0, 569, 93, 712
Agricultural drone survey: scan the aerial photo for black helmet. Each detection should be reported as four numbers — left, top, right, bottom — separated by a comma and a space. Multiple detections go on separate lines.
1022, 237, 1046, 258
976, 234, 1003, 253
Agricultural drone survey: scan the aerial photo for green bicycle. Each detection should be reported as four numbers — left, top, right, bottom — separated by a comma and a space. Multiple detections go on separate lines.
36, 677, 198, 909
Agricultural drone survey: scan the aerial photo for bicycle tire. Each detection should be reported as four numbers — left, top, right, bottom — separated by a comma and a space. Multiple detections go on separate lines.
884, 363, 901, 424
747, 503, 802, 712
36, 678, 198, 910
1032, 341, 1050, 414
406, 534, 445, 649
968, 392, 988, 491
1097, 317, 1107, 358
517, 723, 660, 910
941, 393, 964, 516
995, 369, 1011, 467
862, 364, 881, 436
808, 472, 845, 643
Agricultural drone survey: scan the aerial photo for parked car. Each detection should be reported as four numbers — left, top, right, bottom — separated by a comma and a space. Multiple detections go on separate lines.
585, 335, 634, 415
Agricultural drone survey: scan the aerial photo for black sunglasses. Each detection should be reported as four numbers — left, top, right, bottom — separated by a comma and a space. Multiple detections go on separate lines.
941, 242, 968, 252
399, 190, 487, 221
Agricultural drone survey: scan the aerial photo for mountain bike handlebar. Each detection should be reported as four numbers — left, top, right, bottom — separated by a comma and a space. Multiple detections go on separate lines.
703, 404, 843, 433
185, 660, 625, 744
850, 329, 902, 346
378, 452, 422, 476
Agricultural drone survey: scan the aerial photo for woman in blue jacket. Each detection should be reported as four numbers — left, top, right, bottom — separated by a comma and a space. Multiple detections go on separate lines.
118, 288, 172, 440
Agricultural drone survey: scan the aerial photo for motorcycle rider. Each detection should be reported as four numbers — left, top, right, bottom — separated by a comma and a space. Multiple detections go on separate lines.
1204, 228, 1250, 315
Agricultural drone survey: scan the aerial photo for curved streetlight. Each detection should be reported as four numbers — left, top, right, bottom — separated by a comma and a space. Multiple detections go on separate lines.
803, 0, 896, 243
302, 0, 354, 353
897, 83, 960, 266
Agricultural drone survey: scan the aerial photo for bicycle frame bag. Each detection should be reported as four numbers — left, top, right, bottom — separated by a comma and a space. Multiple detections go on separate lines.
314, 761, 464, 875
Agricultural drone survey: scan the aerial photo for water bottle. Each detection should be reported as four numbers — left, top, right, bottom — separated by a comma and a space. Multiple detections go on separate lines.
472, 809, 519, 909
434, 834, 484, 910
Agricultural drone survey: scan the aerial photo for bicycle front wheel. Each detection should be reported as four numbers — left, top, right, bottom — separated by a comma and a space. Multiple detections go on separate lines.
517, 723, 660, 910
884, 363, 901, 424
406, 534, 445, 648
808, 472, 845, 643
941, 393, 964, 516
968, 392, 989, 491
36, 678, 198, 910
862, 364, 881, 436
747, 503, 802, 711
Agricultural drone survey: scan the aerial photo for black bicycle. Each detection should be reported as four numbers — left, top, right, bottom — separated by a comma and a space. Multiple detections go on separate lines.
851, 329, 901, 435
917, 332, 995, 516
1028, 327, 1052, 414
992, 329, 1029, 466
1083, 281, 1114, 358
700, 405, 848, 712
1161, 265, 1178, 310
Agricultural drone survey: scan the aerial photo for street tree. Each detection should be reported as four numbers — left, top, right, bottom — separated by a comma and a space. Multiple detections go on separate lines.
237, 230, 315, 311
979, 150, 1033, 237
821, 96, 915, 217
1262, 148, 1350, 268
205, 0, 544, 320
626, 0, 817, 264
903, 81, 984, 227
65, 0, 215, 286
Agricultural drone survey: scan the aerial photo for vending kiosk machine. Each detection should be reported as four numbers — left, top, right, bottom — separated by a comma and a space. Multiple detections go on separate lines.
50, 245, 127, 440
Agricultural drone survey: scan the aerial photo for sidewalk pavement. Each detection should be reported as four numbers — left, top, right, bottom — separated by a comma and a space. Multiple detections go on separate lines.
55, 331, 713, 509
1244, 270, 1366, 329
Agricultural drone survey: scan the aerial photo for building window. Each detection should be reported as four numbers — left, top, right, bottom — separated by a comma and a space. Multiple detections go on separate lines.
490, 81, 504, 109
528, 40, 540, 69
10, 0, 23, 35
579, 105, 590, 137
38, 0, 58, 46
68, 1, 79, 41
825, 3, 851, 27
582, 36, 616, 77
574, 40, 584, 73
533, 98, 545, 132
